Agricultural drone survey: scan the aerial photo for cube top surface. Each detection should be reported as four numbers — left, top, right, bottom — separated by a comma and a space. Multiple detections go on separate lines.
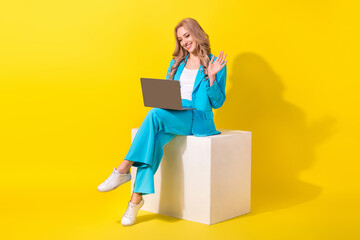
207, 129, 251, 138
132, 128, 251, 138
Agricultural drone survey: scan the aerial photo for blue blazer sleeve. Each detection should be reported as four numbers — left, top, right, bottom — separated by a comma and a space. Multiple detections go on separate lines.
166, 59, 175, 80
206, 64, 227, 109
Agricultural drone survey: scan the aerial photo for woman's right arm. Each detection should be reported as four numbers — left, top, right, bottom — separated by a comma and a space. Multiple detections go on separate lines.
165, 59, 175, 80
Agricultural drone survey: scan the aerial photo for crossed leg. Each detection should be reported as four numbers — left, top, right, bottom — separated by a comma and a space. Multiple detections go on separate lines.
117, 108, 193, 204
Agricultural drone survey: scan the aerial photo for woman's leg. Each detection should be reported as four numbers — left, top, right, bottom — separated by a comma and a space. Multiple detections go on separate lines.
116, 133, 173, 202
124, 108, 193, 197
130, 192, 143, 204
132, 132, 176, 196
116, 160, 133, 174
124, 108, 193, 167
115, 107, 184, 173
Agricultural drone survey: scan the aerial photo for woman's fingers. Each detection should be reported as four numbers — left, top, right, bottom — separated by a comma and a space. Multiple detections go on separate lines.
212, 51, 228, 68
210, 55, 215, 64
221, 59, 228, 68
221, 53, 227, 63
217, 51, 223, 62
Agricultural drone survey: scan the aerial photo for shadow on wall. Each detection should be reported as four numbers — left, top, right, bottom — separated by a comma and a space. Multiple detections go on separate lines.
215, 52, 336, 214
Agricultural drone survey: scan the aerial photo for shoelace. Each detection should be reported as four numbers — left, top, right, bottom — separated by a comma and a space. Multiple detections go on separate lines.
104, 171, 119, 185
124, 203, 135, 218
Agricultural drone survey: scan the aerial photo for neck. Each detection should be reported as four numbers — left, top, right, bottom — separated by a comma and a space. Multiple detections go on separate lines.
188, 51, 200, 62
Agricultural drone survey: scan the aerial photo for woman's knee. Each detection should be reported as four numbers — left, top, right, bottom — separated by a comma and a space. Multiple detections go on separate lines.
147, 108, 167, 118
144, 108, 172, 130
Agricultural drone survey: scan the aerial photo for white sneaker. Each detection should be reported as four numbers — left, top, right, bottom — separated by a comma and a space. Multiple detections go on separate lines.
121, 198, 145, 226
97, 168, 131, 192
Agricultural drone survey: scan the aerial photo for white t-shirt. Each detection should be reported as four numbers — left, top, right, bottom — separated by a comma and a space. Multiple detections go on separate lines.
179, 67, 198, 101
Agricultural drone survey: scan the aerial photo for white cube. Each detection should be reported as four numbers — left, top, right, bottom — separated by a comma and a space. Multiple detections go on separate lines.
129, 128, 252, 225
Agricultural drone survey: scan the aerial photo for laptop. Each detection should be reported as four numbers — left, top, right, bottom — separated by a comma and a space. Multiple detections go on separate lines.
140, 78, 196, 110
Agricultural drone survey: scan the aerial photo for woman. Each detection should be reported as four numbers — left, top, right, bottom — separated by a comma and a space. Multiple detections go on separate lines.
97, 18, 228, 226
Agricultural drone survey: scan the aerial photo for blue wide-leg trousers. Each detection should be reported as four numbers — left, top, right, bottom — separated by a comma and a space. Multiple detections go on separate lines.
124, 107, 193, 195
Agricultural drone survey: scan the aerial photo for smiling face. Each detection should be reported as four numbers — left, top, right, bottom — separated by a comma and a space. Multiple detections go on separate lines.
177, 26, 197, 53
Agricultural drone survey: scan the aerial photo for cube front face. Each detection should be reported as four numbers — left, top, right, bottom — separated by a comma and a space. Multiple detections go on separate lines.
210, 131, 252, 224
130, 129, 251, 225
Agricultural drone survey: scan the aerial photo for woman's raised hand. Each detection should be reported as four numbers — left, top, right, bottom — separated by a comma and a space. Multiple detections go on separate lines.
208, 51, 228, 76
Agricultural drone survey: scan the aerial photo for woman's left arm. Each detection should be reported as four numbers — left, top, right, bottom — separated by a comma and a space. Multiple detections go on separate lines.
206, 51, 228, 109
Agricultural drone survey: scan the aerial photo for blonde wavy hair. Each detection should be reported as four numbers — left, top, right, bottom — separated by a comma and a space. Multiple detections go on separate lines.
167, 18, 212, 80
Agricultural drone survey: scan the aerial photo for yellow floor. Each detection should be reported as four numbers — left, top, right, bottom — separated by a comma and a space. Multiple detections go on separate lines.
1, 184, 357, 240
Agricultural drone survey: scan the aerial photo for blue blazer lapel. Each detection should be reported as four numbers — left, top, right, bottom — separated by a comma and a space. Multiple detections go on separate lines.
193, 65, 206, 92
174, 53, 208, 93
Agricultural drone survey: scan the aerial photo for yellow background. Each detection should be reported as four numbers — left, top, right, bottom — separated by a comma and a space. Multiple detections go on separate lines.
1, 0, 359, 239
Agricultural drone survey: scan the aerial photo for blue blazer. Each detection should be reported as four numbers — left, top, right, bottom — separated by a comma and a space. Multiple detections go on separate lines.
165, 53, 227, 137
